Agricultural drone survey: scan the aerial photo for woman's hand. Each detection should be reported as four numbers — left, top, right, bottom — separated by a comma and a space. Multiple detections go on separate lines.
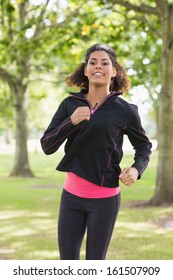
70, 106, 91, 125
119, 167, 139, 186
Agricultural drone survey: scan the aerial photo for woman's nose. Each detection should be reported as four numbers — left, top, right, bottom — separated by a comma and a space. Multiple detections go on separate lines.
95, 64, 102, 69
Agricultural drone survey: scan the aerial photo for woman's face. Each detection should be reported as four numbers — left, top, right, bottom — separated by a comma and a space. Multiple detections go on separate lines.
84, 51, 116, 87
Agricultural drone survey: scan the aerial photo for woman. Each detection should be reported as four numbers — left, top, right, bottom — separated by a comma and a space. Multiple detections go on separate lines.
40, 44, 152, 260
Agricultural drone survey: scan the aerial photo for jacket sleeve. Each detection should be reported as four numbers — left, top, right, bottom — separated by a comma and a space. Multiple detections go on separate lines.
125, 105, 152, 178
40, 99, 77, 155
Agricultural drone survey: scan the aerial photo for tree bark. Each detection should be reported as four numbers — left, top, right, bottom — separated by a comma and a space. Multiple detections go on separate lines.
151, 3, 173, 205
4, 119, 11, 144
10, 83, 34, 177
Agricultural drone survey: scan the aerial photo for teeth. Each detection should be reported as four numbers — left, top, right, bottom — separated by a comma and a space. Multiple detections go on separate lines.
94, 73, 103, 77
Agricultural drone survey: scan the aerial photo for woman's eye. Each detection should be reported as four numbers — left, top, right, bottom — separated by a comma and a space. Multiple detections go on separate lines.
89, 61, 109, 66
89, 61, 95, 65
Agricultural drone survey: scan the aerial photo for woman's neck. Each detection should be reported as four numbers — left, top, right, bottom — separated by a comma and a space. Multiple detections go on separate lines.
85, 85, 110, 105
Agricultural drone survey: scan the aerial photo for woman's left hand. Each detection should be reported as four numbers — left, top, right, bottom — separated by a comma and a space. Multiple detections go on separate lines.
119, 167, 139, 187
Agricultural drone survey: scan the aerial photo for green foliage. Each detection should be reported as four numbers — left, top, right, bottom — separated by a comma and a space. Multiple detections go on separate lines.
0, 0, 162, 136
28, 79, 66, 132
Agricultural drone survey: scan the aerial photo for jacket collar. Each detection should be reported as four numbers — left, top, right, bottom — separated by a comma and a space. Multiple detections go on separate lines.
70, 89, 123, 98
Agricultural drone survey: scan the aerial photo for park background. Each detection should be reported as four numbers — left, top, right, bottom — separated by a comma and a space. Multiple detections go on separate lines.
0, 0, 173, 260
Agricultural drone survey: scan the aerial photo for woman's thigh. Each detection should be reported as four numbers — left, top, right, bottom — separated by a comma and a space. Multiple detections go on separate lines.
86, 193, 121, 260
58, 190, 87, 260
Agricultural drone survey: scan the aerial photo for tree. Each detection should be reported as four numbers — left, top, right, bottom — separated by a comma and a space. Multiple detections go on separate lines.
0, 82, 14, 144
0, 0, 99, 177
104, 0, 173, 206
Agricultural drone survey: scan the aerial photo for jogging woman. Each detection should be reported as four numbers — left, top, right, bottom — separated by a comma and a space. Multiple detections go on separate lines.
40, 43, 152, 260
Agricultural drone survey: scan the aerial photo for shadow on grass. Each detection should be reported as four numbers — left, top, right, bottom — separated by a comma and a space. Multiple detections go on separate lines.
1, 204, 173, 260
0, 209, 59, 260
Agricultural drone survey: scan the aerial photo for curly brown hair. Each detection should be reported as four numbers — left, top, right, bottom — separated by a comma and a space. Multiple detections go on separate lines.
65, 44, 131, 93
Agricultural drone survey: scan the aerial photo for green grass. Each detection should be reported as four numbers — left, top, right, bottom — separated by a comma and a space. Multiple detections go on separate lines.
0, 150, 173, 260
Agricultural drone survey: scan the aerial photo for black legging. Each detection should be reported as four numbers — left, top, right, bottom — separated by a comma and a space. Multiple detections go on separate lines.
58, 189, 121, 260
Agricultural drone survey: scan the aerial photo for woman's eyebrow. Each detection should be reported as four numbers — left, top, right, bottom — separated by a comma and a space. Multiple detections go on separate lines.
90, 58, 109, 61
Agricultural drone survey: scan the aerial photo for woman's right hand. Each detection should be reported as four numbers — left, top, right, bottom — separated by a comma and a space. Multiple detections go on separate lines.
70, 106, 91, 125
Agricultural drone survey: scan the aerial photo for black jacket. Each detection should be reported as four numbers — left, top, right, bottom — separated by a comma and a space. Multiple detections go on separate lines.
40, 90, 152, 188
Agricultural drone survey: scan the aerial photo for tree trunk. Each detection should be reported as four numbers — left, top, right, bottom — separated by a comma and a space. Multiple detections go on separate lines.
10, 84, 34, 177
151, 4, 173, 205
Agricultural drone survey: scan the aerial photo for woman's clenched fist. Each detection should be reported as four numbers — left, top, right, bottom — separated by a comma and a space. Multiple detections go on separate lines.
70, 106, 91, 125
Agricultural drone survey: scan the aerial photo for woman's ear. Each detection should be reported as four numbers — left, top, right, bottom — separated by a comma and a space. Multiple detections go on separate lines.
112, 68, 116, 77
84, 67, 88, 76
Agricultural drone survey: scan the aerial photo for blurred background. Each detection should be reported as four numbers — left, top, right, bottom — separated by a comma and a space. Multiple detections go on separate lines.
0, 0, 173, 260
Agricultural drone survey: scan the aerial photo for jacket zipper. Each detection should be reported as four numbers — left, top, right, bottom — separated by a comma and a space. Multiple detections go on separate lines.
72, 92, 118, 115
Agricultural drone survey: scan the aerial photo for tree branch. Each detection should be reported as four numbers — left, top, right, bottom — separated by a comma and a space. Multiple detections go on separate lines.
1, 0, 4, 25
18, 1, 27, 26
109, 5, 161, 38
33, 0, 51, 39
29, 77, 64, 85
141, 14, 161, 37
51, 3, 86, 29
107, 0, 159, 16
156, 0, 168, 15
0, 67, 17, 93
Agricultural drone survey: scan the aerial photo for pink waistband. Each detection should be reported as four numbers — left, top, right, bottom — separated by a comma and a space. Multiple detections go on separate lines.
63, 172, 120, 198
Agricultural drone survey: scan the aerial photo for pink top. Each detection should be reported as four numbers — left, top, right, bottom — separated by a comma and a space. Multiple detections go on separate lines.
64, 172, 120, 198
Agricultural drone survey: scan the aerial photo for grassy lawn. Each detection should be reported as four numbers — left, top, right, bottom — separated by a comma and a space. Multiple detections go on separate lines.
0, 149, 173, 260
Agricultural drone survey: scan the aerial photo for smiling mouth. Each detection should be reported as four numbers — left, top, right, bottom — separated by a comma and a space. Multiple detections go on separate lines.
93, 72, 104, 77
